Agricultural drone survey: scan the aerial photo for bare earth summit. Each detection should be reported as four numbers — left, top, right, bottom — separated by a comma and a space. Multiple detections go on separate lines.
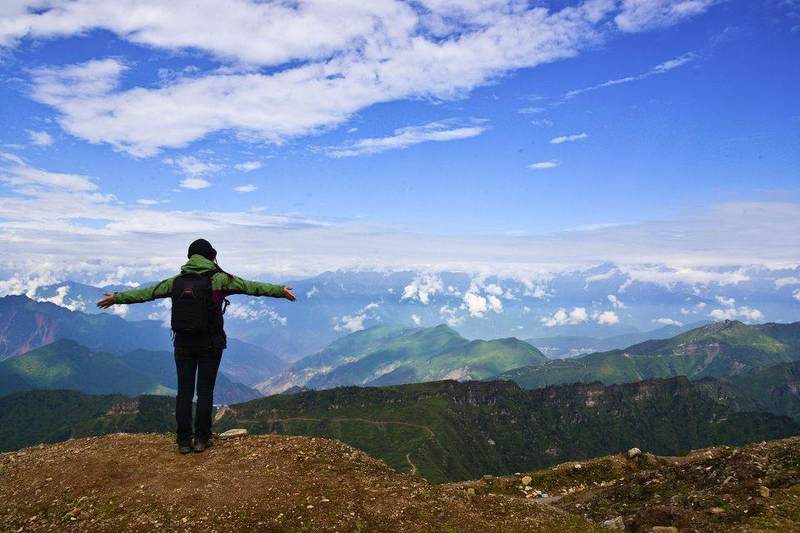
0, 433, 591, 533
2, 434, 800, 532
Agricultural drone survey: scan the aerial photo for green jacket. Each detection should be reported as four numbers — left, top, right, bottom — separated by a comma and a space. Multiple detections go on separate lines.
112, 255, 286, 304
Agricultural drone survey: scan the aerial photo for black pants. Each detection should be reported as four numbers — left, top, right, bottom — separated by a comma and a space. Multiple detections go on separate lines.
174, 346, 222, 444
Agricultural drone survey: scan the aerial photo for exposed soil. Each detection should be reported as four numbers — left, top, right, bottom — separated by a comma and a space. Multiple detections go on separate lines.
0, 433, 593, 533
451, 436, 800, 532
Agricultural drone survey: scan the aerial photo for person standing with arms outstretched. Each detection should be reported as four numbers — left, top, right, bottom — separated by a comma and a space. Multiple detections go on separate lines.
97, 239, 296, 454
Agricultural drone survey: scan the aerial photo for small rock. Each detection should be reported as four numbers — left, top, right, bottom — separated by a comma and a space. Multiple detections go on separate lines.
521, 475, 532, 486
627, 448, 642, 459
573, 463, 583, 470
219, 428, 248, 439
759, 486, 770, 498
600, 516, 625, 530
651, 527, 678, 533
710, 507, 724, 515
466, 488, 475, 497
482, 475, 494, 481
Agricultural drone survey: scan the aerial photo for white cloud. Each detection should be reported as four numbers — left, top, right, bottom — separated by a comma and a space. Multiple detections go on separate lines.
593, 310, 619, 325
1, 158, 800, 283
327, 120, 486, 157
14, 2, 627, 156
542, 306, 621, 326
28, 130, 53, 146
615, 0, 719, 32
179, 178, 211, 190
401, 273, 443, 305
709, 306, 765, 323
542, 307, 589, 327
565, 52, 696, 99
1, 152, 96, 192
165, 155, 222, 177
653, 317, 683, 326
306, 286, 319, 298
34, 285, 86, 312
775, 276, 800, 287
411, 313, 421, 326
226, 301, 287, 325
607, 294, 626, 309
550, 132, 588, 144
136, 198, 168, 205
715, 295, 736, 307
234, 184, 258, 193
529, 160, 559, 169
335, 302, 381, 332
235, 161, 262, 172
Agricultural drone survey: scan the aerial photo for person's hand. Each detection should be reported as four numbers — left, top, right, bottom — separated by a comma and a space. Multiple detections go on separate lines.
283, 287, 296, 302
96, 292, 115, 309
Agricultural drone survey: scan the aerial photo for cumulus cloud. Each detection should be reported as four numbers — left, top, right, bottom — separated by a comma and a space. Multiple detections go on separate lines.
28, 130, 53, 146
335, 302, 381, 332
607, 294, 627, 309
226, 301, 287, 325
542, 306, 620, 326
593, 310, 619, 325
401, 273, 443, 305
179, 178, 211, 190
715, 295, 736, 307
165, 155, 222, 177
653, 317, 683, 326
326, 120, 486, 157
411, 313, 421, 326
34, 285, 86, 312
775, 277, 800, 287
234, 161, 262, 172
234, 184, 258, 193
542, 307, 589, 327
709, 306, 765, 322
550, 133, 588, 144
529, 160, 559, 169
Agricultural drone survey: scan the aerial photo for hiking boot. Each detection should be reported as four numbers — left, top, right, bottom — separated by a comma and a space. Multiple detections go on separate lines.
193, 439, 207, 453
178, 442, 192, 454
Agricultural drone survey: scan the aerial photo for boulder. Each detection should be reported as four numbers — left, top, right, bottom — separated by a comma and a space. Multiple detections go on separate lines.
219, 428, 248, 439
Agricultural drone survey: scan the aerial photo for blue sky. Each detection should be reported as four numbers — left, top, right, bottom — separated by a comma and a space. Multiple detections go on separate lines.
0, 0, 798, 285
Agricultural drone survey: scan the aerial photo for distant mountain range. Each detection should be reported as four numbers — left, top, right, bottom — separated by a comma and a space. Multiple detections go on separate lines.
21, 263, 800, 361
527, 321, 710, 359
0, 339, 260, 404
500, 320, 800, 389
255, 324, 547, 395
3, 376, 798, 481
0, 295, 286, 387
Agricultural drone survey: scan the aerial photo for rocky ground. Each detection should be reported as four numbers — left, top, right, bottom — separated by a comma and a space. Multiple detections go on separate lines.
2, 433, 799, 532
451, 436, 800, 532
0, 433, 592, 533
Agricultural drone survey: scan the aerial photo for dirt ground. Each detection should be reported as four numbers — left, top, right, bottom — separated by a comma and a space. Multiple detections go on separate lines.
0, 433, 593, 533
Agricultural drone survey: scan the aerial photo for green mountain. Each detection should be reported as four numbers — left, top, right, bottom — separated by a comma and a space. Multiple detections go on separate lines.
256, 324, 547, 394
2, 374, 798, 481
0, 390, 174, 452
0, 340, 261, 404
0, 295, 286, 385
0, 340, 172, 396
726, 360, 800, 420
121, 349, 261, 404
500, 320, 800, 389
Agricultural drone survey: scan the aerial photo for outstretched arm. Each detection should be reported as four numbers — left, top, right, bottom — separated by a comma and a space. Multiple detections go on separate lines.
96, 278, 174, 309
219, 275, 296, 301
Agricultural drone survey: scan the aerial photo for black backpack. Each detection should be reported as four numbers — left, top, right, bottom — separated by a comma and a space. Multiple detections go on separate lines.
170, 270, 218, 335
